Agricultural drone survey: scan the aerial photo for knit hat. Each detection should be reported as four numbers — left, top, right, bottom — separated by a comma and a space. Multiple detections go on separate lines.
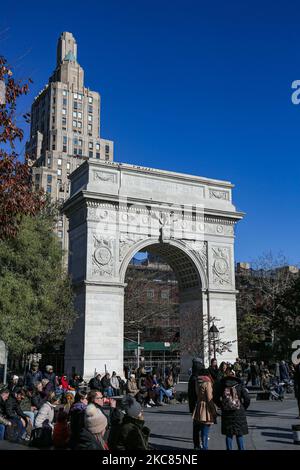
122, 395, 142, 419
85, 404, 107, 434
130, 374, 135, 379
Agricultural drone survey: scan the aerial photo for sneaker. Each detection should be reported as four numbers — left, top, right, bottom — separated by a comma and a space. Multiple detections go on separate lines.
149, 399, 155, 405
145, 404, 151, 408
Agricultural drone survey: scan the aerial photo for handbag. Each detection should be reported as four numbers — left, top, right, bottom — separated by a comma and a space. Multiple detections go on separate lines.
29, 421, 53, 448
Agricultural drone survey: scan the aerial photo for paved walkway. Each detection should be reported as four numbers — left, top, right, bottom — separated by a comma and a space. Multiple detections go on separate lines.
145, 396, 300, 450
0, 396, 299, 451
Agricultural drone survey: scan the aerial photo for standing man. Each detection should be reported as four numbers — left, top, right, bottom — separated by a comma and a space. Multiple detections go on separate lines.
24, 362, 42, 388
188, 357, 204, 450
294, 363, 300, 419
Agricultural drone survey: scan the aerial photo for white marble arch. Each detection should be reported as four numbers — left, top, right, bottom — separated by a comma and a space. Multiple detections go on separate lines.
63, 160, 244, 379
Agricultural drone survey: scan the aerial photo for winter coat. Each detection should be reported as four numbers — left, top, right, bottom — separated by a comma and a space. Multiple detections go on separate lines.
24, 370, 43, 388
0, 396, 11, 426
110, 376, 120, 390
5, 396, 29, 421
60, 376, 70, 390
101, 376, 111, 390
207, 366, 219, 382
34, 401, 55, 428
279, 363, 290, 381
43, 372, 57, 389
294, 364, 300, 399
31, 391, 46, 410
88, 377, 103, 391
115, 415, 150, 450
188, 359, 205, 413
214, 376, 250, 436
76, 428, 108, 450
192, 375, 217, 424
69, 402, 87, 448
53, 420, 70, 449
107, 408, 124, 450
127, 379, 139, 397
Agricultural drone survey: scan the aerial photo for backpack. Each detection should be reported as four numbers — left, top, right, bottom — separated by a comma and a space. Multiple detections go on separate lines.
222, 384, 241, 411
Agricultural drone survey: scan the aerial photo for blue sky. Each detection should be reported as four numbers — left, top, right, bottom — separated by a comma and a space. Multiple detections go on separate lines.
1, 0, 300, 264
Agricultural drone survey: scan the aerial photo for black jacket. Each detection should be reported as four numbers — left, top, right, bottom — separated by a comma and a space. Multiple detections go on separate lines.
101, 377, 111, 390
115, 415, 150, 450
24, 370, 43, 388
188, 359, 205, 413
43, 372, 56, 389
107, 408, 124, 450
76, 428, 107, 450
5, 396, 29, 422
213, 376, 250, 436
88, 377, 103, 391
69, 402, 87, 449
0, 396, 11, 426
31, 391, 46, 410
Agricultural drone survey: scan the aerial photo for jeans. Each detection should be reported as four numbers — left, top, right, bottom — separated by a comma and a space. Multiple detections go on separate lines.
0, 424, 5, 440
104, 387, 113, 397
24, 411, 35, 426
200, 424, 210, 450
226, 435, 245, 450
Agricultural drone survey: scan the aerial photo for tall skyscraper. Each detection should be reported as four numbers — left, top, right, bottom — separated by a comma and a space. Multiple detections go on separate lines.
26, 32, 114, 248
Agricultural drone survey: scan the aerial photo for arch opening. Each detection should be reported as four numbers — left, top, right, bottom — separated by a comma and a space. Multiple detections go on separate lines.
124, 242, 204, 378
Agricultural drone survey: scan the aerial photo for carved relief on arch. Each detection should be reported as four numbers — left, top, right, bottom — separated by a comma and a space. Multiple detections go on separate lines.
211, 246, 232, 286
183, 240, 208, 274
92, 235, 114, 277
119, 233, 147, 262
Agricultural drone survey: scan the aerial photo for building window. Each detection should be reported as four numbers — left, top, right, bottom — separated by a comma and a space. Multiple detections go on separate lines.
47, 185, 52, 193
58, 220, 63, 227
73, 101, 78, 110
161, 290, 170, 300
96, 152, 100, 159
147, 290, 154, 299
89, 151, 93, 158
62, 117, 66, 127
63, 90, 67, 96
53, 97, 56, 104
74, 92, 78, 99
88, 96, 93, 103
78, 149, 82, 155
63, 145, 67, 152
105, 145, 110, 153
96, 143, 100, 151
88, 124, 92, 131
52, 144, 56, 150
88, 105, 93, 113
58, 158, 62, 166
74, 148, 77, 155
73, 120, 77, 127
57, 168, 62, 176
67, 162, 70, 170
73, 111, 77, 118
105, 154, 110, 161
63, 98, 67, 106
78, 111, 82, 119
35, 174, 40, 182
47, 158, 51, 167
77, 93, 82, 101
78, 139, 82, 147
52, 116, 55, 124
89, 142, 93, 149
47, 175, 52, 183
78, 121, 82, 128
73, 137, 78, 146
58, 231, 63, 238
88, 114, 92, 122
62, 108, 66, 115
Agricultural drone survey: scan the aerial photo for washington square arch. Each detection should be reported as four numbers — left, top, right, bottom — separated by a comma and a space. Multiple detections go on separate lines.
63, 160, 244, 379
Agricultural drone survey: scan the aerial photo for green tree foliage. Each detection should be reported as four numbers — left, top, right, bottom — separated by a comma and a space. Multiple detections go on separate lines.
271, 276, 300, 356
0, 211, 76, 355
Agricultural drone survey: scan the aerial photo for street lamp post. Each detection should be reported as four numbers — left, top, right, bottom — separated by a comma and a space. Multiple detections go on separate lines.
209, 323, 220, 359
137, 329, 142, 368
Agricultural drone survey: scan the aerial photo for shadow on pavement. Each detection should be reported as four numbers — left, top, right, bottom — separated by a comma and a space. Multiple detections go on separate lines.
150, 433, 192, 443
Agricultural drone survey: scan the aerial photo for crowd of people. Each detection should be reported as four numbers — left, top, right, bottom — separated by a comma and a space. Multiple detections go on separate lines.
188, 357, 300, 450
1, 358, 299, 450
0, 361, 178, 450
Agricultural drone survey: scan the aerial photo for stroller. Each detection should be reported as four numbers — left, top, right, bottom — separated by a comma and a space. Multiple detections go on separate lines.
268, 377, 284, 401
